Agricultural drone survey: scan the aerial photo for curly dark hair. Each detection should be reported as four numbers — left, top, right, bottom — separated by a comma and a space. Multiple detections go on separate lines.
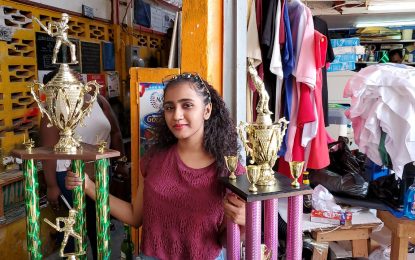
152, 74, 239, 175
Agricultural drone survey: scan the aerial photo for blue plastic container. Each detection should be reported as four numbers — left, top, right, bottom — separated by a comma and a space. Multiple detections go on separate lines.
404, 183, 415, 219
363, 159, 389, 182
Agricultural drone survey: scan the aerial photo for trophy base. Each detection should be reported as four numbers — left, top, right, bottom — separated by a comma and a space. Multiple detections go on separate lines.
291, 180, 300, 188
54, 136, 81, 154
256, 171, 277, 186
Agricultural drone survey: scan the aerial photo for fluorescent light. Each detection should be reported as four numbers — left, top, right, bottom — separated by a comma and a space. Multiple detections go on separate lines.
356, 20, 415, 28
368, 3, 415, 11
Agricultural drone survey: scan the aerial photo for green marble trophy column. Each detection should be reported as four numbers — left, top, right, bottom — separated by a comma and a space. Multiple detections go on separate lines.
12, 143, 120, 259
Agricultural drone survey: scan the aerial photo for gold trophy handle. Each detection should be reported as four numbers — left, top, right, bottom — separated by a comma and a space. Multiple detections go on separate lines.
84, 80, 101, 104
29, 81, 55, 126
276, 117, 289, 148
238, 122, 253, 161
277, 117, 289, 134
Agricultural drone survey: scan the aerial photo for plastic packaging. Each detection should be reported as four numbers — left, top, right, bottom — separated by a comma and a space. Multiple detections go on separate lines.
404, 182, 415, 219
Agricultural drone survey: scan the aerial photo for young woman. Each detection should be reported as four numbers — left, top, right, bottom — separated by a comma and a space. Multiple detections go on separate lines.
66, 73, 246, 259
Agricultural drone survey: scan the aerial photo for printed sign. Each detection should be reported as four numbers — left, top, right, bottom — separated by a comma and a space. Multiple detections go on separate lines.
139, 83, 165, 155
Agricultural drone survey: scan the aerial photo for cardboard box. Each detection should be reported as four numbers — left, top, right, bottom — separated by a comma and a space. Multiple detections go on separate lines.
331, 37, 360, 48
311, 209, 352, 226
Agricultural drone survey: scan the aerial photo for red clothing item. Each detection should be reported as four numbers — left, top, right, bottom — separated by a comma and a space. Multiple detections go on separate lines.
291, 82, 315, 163
307, 30, 330, 169
279, 0, 286, 44
140, 146, 224, 260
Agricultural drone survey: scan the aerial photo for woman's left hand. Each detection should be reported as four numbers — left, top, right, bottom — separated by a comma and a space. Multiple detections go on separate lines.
113, 162, 129, 180
223, 193, 246, 226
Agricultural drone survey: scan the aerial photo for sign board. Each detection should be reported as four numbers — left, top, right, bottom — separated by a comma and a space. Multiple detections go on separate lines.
139, 83, 164, 155
81, 41, 101, 74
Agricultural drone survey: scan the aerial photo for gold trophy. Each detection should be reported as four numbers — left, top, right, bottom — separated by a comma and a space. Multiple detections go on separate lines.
238, 58, 289, 186
44, 209, 85, 258
30, 15, 101, 154
289, 161, 305, 188
246, 165, 261, 192
224, 155, 238, 180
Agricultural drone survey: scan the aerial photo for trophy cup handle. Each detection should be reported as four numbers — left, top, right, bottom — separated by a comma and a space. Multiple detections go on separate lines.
276, 117, 289, 147
237, 122, 253, 159
29, 81, 54, 126
84, 80, 101, 105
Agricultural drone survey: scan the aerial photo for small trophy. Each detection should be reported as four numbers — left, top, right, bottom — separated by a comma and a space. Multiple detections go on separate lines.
246, 165, 261, 192
224, 155, 238, 180
289, 161, 305, 188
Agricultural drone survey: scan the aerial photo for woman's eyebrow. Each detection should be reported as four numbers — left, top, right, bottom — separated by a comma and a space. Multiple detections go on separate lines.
163, 98, 195, 105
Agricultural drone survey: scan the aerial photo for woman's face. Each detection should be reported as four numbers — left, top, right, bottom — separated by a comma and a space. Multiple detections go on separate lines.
163, 82, 212, 143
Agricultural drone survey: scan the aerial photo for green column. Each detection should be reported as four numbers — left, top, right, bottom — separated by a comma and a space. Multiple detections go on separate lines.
23, 159, 42, 260
72, 159, 87, 259
95, 158, 111, 259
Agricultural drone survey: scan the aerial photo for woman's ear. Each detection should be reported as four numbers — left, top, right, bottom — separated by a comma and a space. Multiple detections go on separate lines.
204, 102, 212, 120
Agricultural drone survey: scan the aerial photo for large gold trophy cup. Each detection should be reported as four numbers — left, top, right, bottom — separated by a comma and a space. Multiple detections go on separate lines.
238, 58, 289, 186
31, 14, 101, 154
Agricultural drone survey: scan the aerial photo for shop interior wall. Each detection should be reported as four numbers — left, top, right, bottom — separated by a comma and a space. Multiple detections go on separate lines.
0, 0, 167, 157
29, 0, 112, 20
0, 1, 169, 257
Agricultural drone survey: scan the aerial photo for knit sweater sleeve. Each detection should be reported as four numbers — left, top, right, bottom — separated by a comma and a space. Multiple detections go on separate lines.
140, 149, 158, 178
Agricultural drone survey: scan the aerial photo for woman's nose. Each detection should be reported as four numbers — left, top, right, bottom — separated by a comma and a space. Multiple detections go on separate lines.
173, 108, 184, 120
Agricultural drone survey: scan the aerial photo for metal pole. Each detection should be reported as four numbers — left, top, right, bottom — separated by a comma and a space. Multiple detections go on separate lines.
95, 158, 111, 259
246, 201, 261, 260
264, 199, 278, 260
72, 159, 87, 260
23, 159, 42, 260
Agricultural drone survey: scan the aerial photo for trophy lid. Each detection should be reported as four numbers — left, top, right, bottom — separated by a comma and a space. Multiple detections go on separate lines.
47, 64, 82, 88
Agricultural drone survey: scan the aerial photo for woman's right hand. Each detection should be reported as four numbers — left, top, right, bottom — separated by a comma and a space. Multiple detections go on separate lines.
47, 185, 62, 209
65, 171, 92, 191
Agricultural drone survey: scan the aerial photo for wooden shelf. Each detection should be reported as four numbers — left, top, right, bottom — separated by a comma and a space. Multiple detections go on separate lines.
360, 40, 415, 44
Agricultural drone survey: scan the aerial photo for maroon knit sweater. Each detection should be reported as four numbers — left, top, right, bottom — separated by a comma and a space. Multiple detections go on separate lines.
140, 145, 224, 260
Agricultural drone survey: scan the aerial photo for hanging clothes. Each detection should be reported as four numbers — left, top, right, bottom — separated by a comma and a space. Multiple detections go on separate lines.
344, 64, 415, 178
277, 0, 318, 178
313, 16, 335, 127
284, 0, 316, 163
269, 0, 284, 118
278, 0, 294, 156
306, 30, 330, 170
247, 0, 262, 123
260, 0, 278, 122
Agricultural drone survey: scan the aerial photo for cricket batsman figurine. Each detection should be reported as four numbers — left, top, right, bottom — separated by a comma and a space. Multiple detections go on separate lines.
44, 209, 85, 257
33, 13, 77, 64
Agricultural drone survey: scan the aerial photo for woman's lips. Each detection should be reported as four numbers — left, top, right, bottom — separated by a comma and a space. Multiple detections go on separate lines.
173, 124, 186, 130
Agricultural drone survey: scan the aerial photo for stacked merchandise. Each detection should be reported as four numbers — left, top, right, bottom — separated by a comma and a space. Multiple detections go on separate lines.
328, 37, 364, 72
356, 26, 402, 41
343, 63, 415, 179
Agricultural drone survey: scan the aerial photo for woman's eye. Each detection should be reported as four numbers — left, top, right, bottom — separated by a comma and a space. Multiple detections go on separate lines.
183, 103, 193, 109
163, 105, 174, 111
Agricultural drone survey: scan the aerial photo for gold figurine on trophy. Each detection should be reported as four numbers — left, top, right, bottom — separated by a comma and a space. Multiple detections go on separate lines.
238, 58, 289, 186
30, 14, 101, 154
33, 13, 77, 64
246, 165, 261, 192
44, 209, 85, 257
289, 161, 305, 188
224, 155, 238, 180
